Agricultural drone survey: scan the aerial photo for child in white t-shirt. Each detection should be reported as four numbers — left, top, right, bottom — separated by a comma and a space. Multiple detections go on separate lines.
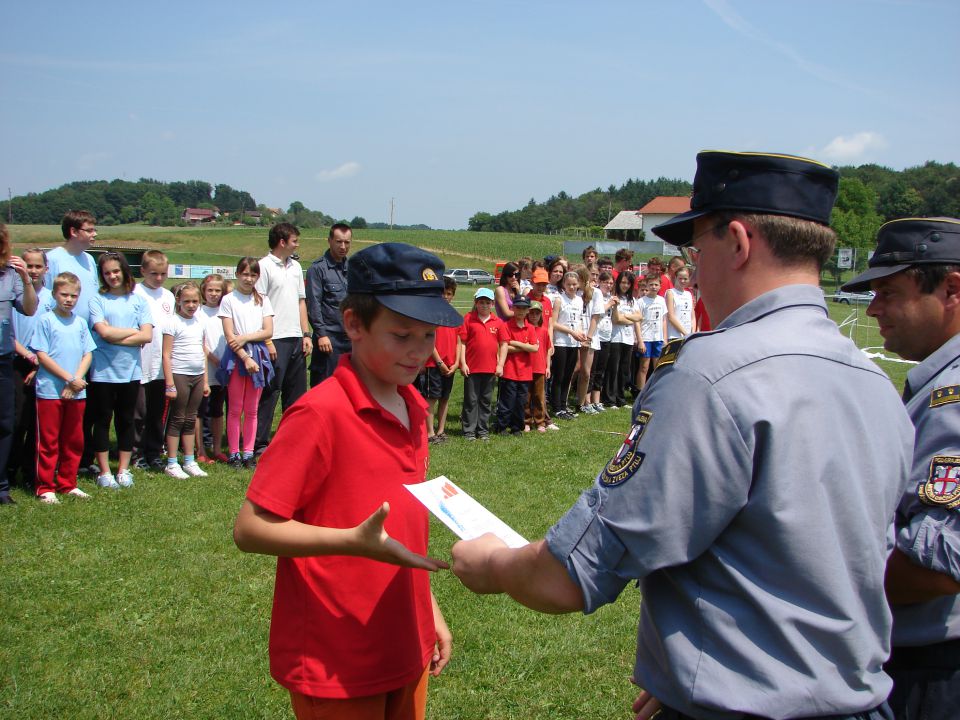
162, 282, 210, 479
195, 274, 228, 463
637, 275, 668, 392
133, 250, 175, 470
218, 258, 275, 468
666, 267, 696, 340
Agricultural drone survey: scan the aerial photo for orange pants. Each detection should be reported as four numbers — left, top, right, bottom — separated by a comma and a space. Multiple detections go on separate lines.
289, 668, 429, 720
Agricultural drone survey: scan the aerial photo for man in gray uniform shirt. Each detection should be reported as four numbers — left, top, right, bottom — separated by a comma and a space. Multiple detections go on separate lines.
843, 217, 960, 719
452, 151, 913, 720
305, 223, 351, 387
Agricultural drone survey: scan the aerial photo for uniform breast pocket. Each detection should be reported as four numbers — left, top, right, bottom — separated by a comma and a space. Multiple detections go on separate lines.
326, 283, 342, 294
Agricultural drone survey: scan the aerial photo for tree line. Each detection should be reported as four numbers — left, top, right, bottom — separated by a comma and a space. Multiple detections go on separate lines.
1, 178, 261, 227
467, 162, 960, 256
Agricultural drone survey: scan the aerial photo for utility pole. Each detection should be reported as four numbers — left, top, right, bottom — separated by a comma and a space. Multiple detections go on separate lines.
7, 188, 11, 223
389, 197, 395, 230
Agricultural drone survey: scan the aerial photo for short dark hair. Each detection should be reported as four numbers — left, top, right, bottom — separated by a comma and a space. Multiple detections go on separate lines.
61, 210, 96, 240
340, 292, 383, 329
97, 251, 136, 294
614, 248, 634, 263
329, 223, 352, 239
904, 264, 960, 294
268, 222, 299, 249
582, 245, 597, 260
443, 276, 458, 293
711, 212, 837, 271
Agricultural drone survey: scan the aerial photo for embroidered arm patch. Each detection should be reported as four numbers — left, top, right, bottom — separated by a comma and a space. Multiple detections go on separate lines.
918, 456, 960, 510
600, 411, 652, 487
931, 385, 960, 408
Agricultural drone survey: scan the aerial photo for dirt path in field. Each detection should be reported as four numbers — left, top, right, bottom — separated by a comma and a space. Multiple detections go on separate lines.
353, 238, 493, 263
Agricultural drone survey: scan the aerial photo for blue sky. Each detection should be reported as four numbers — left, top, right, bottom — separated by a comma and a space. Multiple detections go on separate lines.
3, 0, 957, 229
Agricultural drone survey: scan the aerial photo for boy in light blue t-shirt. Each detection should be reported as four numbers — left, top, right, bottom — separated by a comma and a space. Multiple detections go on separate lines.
31, 272, 97, 504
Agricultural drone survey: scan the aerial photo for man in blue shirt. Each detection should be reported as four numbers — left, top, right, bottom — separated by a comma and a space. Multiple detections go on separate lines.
843, 217, 960, 719
452, 151, 912, 720
305, 223, 351, 387
0, 225, 39, 504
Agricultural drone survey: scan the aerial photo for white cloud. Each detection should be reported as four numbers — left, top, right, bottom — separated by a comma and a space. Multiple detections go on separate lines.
816, 132, 888, 164
316, 161, 361, 182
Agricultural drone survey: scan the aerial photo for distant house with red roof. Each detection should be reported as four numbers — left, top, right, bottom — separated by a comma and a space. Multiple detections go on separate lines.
637, 196, 690, 242
182, 208, 218, 224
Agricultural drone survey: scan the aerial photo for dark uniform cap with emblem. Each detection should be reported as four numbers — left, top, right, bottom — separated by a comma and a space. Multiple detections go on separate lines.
652, 150, 840, 247
347, 242, 463, 328
841, 217, 960, 292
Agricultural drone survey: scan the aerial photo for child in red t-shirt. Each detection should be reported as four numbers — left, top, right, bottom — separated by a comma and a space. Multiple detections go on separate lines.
494, 296, 538, 434
525, 300, 556, 432
234, 243, 462, 720
457, 287, 507, 441
416, 277, 459, 444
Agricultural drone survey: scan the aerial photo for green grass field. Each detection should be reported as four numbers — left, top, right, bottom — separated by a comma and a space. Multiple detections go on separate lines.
1, 225, 910, 718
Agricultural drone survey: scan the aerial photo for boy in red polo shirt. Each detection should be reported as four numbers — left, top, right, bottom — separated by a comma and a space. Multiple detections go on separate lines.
457, 287, 507, 441
416, 276, 459, 444
234, 243, 462, 720
494, 295, 538, 434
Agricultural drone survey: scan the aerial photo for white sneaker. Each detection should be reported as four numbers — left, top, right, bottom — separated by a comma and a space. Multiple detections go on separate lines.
96, 473, 120, 489
39, 492, 60, 504
164, 462, 190, 480
116, 470, 134, 488
546, 423, 560, 431
67, 488, 91, 499
579, 404, 598, 415
182, 461, 208, 478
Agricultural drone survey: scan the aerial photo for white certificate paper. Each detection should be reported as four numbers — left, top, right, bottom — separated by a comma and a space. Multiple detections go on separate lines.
404, 476, 528, 548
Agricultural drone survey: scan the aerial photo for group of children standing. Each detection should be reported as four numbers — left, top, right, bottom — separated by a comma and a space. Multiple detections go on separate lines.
414, 251, 698, 443
9, 219, 277, 502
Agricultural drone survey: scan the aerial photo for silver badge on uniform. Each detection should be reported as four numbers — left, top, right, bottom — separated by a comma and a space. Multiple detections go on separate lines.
918, 456, 960, 510
599, 411, 652, 487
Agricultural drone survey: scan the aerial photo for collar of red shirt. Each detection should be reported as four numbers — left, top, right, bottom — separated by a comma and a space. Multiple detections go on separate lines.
333, 354, 428, 422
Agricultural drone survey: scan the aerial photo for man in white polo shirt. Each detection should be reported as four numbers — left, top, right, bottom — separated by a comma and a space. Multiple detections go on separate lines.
253, 222, 312, 456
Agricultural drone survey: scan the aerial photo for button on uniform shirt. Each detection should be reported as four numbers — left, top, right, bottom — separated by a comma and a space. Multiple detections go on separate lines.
44, 247, 98, 321
892, 331, 960, 647
546, 284, 914, 720
256, 253, 306, 340
305, 250, 347, 338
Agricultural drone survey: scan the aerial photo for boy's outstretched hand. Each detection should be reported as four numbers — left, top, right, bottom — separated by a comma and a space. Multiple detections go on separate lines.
354, 502, 450, 572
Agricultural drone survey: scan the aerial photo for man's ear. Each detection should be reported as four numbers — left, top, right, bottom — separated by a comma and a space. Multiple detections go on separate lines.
943, 270, 960, 311
725, 220, 752, 271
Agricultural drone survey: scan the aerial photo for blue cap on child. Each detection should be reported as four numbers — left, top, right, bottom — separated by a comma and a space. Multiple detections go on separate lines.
347, 243, 463, 327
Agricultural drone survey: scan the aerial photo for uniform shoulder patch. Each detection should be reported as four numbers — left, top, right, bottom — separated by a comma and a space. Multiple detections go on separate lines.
931, 385, 960, 408
599, 411, 652, 487
918, 455, 960, 510
654, 338, 685, 372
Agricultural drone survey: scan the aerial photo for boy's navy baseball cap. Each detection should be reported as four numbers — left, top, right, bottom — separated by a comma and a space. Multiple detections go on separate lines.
842, 217, 960, 291
652, 151, 840, 247
347, 243, 463, 327
513, 295, 531, 308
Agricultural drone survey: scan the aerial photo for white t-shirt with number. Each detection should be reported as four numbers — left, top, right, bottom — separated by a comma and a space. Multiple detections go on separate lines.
640, 295, 668, 342
552, 293, 584, 349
